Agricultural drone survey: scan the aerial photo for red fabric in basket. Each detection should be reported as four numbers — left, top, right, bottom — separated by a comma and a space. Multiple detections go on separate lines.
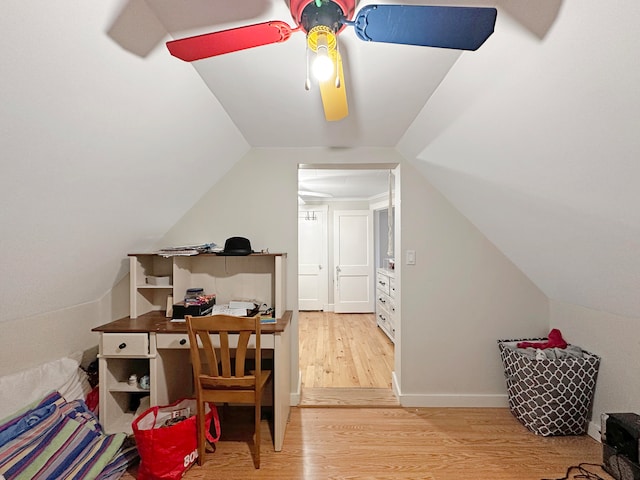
517, 329, 568, 350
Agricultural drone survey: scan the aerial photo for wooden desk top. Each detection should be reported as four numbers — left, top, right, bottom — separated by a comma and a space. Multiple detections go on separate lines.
92, 310, 291, 334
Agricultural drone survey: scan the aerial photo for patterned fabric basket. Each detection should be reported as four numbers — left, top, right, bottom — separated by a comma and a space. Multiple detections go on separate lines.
498, 338, 600, 436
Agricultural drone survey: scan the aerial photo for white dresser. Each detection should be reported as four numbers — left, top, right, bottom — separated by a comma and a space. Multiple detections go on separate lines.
375, 268, 396, 342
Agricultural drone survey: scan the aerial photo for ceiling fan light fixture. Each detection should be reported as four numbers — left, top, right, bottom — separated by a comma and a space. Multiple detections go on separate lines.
313, 45, 334, 81
307, 26, 337, 82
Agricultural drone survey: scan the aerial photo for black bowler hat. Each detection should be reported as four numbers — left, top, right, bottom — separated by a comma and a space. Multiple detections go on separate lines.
217, 237, 253, 256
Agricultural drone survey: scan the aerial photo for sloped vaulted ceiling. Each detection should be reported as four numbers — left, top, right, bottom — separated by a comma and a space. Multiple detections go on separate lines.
398, 0, 640, 318
0, 1, 250, 322
1, 0, 639, 323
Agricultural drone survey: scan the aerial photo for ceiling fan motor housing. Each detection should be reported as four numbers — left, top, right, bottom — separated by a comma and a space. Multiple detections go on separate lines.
291, 0, 355, 33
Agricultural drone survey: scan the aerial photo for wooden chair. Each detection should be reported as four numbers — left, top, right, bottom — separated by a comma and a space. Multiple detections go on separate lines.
185, 313, 271, 469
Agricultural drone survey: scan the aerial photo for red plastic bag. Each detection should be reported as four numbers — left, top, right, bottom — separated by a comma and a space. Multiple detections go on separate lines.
132, 398, 220, 480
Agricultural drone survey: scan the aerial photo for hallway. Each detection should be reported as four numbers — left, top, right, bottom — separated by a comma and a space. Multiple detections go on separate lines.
298, 311, 397, 406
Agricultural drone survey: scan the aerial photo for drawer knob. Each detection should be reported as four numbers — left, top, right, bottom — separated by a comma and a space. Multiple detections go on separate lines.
179, 339, 187, 345
118, 342, 127, 350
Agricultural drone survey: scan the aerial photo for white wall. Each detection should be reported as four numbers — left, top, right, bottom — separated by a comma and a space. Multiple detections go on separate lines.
398, 0, 640, 321
1, 0, 249, 325
551, 300, 640, 433
0, 278, 129, 377
397, 160, 549, 406
158, 147, 549, 405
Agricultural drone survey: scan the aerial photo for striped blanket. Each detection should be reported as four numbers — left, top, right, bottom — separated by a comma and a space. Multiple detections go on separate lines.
0, 391, 137, 480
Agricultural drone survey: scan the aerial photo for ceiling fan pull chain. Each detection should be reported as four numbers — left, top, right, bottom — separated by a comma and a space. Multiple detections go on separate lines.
304, 41, 311, 91
334, 35, 341, 88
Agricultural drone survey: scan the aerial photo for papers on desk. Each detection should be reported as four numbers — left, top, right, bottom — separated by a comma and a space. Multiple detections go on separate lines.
155, 243, 216, 257
211, 304, 251, 316
169, 302, 260, 322
229, 301, 257, 310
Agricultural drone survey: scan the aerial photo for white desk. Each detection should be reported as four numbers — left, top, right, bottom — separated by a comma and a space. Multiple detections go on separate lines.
93, 311, 291, 451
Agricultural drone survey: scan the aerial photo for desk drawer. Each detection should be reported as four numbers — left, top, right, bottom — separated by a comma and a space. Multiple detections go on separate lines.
156, 334, 191, 349
101, 333, 149, 356
157, 333, 275, 350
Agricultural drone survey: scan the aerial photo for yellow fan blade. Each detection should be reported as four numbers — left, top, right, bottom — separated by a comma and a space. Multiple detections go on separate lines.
319, 51, 348, 122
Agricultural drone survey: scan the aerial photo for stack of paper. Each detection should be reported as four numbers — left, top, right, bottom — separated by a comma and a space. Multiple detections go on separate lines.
155, 243, 216, 257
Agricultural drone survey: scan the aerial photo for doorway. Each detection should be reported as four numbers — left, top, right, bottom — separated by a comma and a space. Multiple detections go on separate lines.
297, 164, 398, 406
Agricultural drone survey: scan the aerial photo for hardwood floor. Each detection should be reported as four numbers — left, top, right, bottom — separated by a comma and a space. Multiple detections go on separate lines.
298, 311, 397, 407
124, 406, 612, 480
123, 312, 611, 479
298, 311, 394, 389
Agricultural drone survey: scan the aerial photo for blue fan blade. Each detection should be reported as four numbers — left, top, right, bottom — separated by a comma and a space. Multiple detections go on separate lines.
353, 5, 497, 51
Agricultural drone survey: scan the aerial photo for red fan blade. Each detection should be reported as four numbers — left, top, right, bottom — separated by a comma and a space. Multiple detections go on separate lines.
167, 21, 297, 62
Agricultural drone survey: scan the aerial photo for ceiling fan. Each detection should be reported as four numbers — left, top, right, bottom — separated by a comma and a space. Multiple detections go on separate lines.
166, 1, 497, 122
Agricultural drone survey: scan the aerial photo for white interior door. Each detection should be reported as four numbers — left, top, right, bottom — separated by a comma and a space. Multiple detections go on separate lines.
298, 206, 328, 311
333, 209, 374, 313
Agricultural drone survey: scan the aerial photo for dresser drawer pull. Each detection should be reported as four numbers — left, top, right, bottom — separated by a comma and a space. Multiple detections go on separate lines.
118, 343, 127, 350
180, 339, 187, 345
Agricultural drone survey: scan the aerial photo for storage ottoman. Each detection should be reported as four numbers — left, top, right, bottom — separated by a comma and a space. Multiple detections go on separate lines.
498, 338, 600, 436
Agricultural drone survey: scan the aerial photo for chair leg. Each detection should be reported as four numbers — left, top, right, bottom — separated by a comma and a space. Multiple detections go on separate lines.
254, 400, 261, 469
196, 399, 206, 466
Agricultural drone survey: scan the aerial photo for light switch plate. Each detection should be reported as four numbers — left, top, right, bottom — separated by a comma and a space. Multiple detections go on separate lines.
406, 250, 416, 265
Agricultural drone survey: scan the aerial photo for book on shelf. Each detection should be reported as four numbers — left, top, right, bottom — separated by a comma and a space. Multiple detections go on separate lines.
260, 314, 276, 324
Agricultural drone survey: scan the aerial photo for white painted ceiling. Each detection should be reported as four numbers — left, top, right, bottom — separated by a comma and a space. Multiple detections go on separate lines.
2, 0, 639, 323
298, 168, 391, 201
110, 0, 468, 147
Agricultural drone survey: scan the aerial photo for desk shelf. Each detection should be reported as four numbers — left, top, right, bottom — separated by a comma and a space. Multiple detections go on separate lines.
99, 349, 154, 435
99, 252, 289, 438
129, 253, 287, 319
109, 382, 151, 393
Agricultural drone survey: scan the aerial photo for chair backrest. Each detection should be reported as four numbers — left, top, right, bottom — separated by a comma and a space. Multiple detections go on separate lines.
186, 314, 262, 394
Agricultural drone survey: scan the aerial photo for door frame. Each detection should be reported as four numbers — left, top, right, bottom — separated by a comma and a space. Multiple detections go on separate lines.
295, 162, 401, 398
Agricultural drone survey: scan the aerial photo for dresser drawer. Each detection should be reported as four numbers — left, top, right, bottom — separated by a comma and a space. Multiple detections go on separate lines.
101, 333, 149, 356
388, 296, 396, 316
376, 291, 392, 311
389, 277, 396, 298
377, 310, 392, 334
376, 272, 390, 295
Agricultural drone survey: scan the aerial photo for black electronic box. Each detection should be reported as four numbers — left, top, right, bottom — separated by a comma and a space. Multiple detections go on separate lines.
602, 413, 640, 480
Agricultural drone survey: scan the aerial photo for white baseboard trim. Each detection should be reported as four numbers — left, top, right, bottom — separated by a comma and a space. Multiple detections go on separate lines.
399, 392, 509, 408
290, 370, 302, 406
392, 375, 508, 407
587, 420, 601, 442
392, 371, 401, 399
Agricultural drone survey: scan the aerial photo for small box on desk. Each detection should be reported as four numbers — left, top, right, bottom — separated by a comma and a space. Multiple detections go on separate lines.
172, 298, 215, 319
